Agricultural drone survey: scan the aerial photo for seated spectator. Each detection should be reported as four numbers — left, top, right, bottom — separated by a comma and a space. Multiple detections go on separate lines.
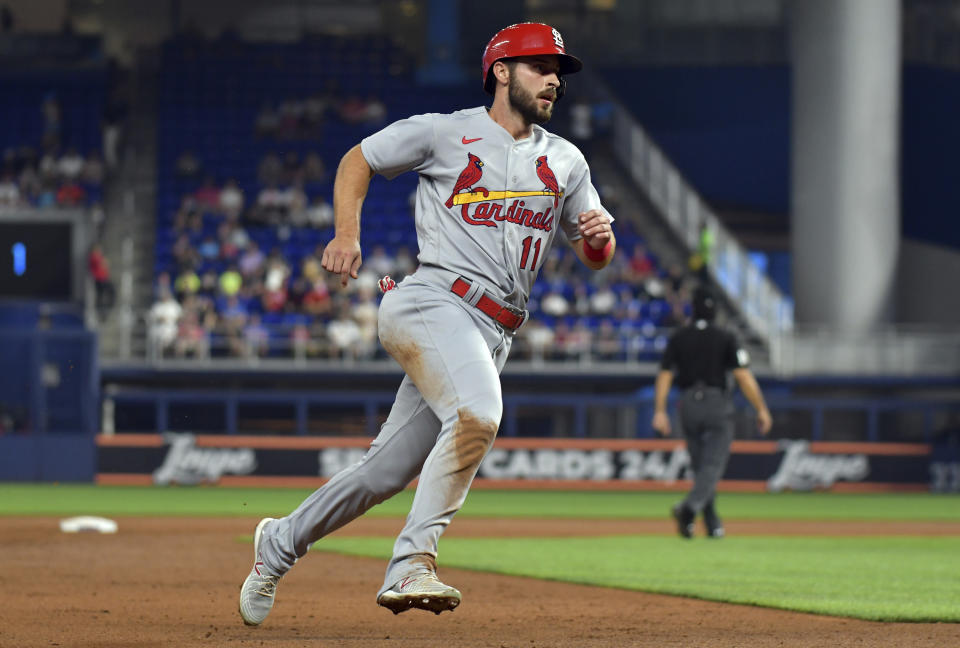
563, 320, 593, 360
364, 244, 392, 278
175, 149, 202, 180
304, 195, 333, 229
277, 97, 304, 139
627, 242, 655, 282
219, 178, 244, 217
541, 290, 570, 317
522, 319, 555, 361
220, 295, 249, 356
17, 162, 41, 201
285, 182, 309, 227
302, 152, 327, 183
81, 150, 105, 185
594, 320, 622, 361
300, 247, 324, 283
0, 172, 20, 207
199, 269, 219, 297
254, 183, 289, 224
257, 152, 282, 185
148, 288, 182, 357
281, 151, 302, 185
243, 314, 270, 358
175, 307, 210, 359
222, 215, 249, 251
327, 298, 361, 359
194, 175, 221, 210
393, 245, 416, 280
352, 285, 379, 358
38, 148, 59, 183
613, 288, 643, 322
56, 179, 86, 207
198, 236, 220, 262
154, 271, 173, 299
220, 294, 249, 327
172, 195, 202, 233
290, 322, 312, 359
218, 264, 242, 297
339, 95, 369, 124
301, 277, 332, 318
302, 93, 328, 137
57, 147, 85, 181
174, 266, 201, 298
362, 94, 387, 125
261, 249, 290, 313
172, 232, 199, 268
589, 283, 617, 316
571, 281, 591, 316
255, 102, 280, 138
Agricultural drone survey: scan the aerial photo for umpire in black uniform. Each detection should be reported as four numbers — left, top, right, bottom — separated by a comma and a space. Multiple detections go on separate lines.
652, 287, 772, 538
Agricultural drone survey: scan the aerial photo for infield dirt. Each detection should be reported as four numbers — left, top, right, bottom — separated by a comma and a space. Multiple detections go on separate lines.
2, 517, 958, 647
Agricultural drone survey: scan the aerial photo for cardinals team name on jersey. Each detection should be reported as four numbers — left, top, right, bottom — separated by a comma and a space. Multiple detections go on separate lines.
457, 196, 554, 231
445, 152, 561, 232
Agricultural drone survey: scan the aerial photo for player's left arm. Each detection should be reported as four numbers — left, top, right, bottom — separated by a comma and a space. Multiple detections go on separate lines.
572, 209, 616, 270
561, 151, 615, 270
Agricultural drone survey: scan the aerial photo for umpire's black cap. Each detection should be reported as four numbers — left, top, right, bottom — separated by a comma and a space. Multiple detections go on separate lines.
692, 286, 717, 321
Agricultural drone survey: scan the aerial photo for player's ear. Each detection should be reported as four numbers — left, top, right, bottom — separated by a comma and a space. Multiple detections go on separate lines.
493, 60, 511, 89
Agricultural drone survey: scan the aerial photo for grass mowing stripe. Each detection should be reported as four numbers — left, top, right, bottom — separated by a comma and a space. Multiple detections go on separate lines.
2, 485, 959, 520
312, 535, 960, 622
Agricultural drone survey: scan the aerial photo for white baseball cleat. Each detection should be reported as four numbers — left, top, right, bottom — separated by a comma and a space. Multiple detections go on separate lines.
377, 572, 461, 615
239, 517, 281, 626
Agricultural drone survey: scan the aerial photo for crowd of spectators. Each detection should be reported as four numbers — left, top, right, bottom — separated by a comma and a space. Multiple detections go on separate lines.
0, 144, 104, 210
254, 89, 387, 141
1, 91, 107, 212
151, 174, 693, 363
150, 43, 695, 364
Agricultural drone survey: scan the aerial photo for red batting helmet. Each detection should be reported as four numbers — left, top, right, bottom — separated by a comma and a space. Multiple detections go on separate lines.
482, 22, 583, 95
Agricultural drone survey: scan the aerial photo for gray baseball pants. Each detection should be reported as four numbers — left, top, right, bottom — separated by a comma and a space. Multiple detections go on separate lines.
257, 269, 511, 598
677, 387, 735, 513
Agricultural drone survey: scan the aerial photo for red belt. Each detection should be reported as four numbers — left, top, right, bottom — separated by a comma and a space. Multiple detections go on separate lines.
451, 278, 526, 331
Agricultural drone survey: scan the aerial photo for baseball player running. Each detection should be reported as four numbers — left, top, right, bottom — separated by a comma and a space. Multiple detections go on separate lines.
240, 22, 616, 625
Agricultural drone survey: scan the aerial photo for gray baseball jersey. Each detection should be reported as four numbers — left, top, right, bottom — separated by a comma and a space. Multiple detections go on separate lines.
253, 106, 612, 610
360, 106, 611, 308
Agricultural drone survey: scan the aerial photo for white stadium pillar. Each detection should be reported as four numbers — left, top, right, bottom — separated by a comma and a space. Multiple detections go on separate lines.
790, 0, 901, 331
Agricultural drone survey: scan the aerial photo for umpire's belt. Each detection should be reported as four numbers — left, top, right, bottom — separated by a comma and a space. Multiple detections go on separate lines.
451, 277, 526, 331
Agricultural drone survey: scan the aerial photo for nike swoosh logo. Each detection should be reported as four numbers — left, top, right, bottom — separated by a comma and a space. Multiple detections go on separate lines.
462, 136, 482, 144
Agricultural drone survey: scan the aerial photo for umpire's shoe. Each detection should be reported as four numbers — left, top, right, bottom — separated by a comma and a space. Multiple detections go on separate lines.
377, 572, 461, 615
671, 504, 695, 539
239, 517, 281, 626
703, 501, 725, 538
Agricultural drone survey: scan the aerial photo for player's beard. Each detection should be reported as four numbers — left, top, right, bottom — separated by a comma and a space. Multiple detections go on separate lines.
508, 75, 554, 125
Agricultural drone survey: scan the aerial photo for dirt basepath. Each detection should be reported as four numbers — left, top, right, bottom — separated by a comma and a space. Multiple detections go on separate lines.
2, 517, 957, 648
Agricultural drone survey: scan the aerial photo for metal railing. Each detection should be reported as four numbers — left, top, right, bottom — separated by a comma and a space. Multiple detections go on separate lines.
608, 94, 960, 378
610, 102, 794, 342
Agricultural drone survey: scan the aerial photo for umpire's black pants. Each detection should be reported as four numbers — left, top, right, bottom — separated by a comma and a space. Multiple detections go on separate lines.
678, 387, 734, 513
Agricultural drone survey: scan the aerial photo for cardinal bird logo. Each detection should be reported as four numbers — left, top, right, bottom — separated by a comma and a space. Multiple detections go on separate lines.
535, 155, 560, 208
445, 153, 485, 208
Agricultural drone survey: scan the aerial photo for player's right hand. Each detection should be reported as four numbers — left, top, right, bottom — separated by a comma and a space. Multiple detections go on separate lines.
321, 236, 362, 287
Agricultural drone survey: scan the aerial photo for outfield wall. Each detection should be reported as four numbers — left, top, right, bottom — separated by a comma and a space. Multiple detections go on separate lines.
93, 433, 959, 494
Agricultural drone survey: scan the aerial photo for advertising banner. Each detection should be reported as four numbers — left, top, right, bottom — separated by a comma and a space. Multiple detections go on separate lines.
96, 434, 936, 492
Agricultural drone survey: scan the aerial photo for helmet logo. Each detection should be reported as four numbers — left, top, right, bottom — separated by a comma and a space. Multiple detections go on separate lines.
552, 28, 564, 50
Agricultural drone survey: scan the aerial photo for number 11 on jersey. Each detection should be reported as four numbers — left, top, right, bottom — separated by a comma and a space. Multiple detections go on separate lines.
519, 235, 542, 271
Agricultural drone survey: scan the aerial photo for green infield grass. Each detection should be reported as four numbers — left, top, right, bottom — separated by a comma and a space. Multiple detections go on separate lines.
1, 484, 959, 521
313, 534, 960, 622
